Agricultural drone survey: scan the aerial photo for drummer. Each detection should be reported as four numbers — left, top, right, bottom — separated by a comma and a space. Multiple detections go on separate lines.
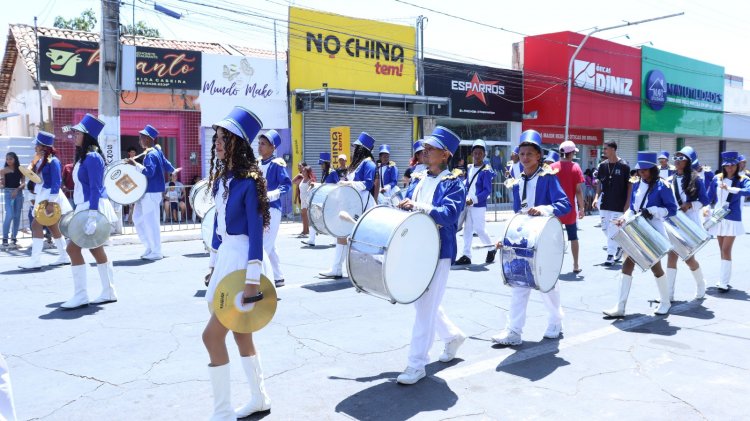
319, 132, 377, 279
258, 130, 291, 288
491, 130, 570, 346
302, 152, 339, 248
396, 126, 467, 385
706, 151, 750, 292
19, 131, 73, 270
664, 147, 709, 301
456, 139, 496, 266
203, 106, 271, 419
127, 125, 178, 260
61, 114, 119, 309
603, 151, 677, 318
377, 144, 399, 200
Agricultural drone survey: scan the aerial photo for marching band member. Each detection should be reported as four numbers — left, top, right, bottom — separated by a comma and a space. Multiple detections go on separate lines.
203, 107, 271, 420
319, 132, 376, 279
706, 151, 750, 292
739, 155, 749, 176
127, 125, 178, 260
491, 130, 570, 346
19, 131, 73, 270
403, 140, 426, 187
456, 139, 497, 265
658, 150, 676, 180
505, 146, 523, 179
544, 150, 560, 165
603, 151, 678, 318
396, 126, 466, 385
302, 152, 339, 247
61, 115, 119, 309
377, 144, 399, 199
258, 130, 291, 288
664, 147, 709, 301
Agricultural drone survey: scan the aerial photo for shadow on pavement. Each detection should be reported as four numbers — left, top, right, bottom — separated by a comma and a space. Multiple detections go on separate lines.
39, 302, 103, 320
705, 287, 750, 301
451, 264, 490, 273
495, 340, 570, 382
302, 279, 353, 293
559, 272, 585, 282
237, 410, 272, 421
333, 360, 459, 421
113, 259, 156, 267
182, 252, 209, 258
1, 266, 58, 275
194, 289, 206, 298
621, 316, 680, 336
673, 301, 715, 320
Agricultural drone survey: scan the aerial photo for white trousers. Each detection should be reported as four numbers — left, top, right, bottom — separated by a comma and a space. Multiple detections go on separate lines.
408, 259, 463, 370
600, 210, 624, 255
507, 283, 563, 335
133, 192, 163, 255
263, 207, 284, 280
462, 206, 492, 257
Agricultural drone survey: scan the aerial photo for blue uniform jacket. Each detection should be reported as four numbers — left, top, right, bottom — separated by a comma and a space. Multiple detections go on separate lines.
406, 172, 466, 263
211, 176, 264, 263
40, 156, 62, 196
78, 152, 108, 210
262, 157, 292, 211
511, 172, 571, 216
323, 170, 339, 184
465, 164, 496, 208
378, 162, 399, 191
670, 172, 709, 207
629, 179, 678, 217
353, 158, 377, 191
141, 148, 175, 193
707, 174, 750, 221
703, 170, 715, 192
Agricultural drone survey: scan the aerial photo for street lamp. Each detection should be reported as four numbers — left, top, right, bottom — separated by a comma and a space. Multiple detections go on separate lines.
564, 13, 684, 143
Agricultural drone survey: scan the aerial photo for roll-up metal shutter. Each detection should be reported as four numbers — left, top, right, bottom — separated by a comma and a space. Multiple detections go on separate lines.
690, 138, 720, 171
726, 140, 750, 161
604, 131, 637, 168
648, 135, 676, 157
302, 104, 414, 182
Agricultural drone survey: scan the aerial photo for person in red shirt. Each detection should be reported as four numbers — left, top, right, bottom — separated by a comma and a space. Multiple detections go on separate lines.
550, 140, 586, 273
61, 162, 75, 205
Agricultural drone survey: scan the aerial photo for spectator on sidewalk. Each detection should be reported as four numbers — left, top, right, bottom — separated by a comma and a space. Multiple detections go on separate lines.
551, 141, 586, 273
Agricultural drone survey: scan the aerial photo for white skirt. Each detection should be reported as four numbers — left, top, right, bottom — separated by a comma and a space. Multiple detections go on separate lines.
206, 234, 272, 306
708, 218, 745, 237
38, 188, 73, 215
74, 198, 118, 224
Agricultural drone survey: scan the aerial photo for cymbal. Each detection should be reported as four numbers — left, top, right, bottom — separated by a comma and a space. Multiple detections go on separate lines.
34, 201, 61, 226
212, 271, 277, 333
68, 211, 112, 249
20, 165, 41, 184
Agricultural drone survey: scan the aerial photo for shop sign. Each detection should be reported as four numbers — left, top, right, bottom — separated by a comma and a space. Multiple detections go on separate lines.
288, 7, 416, 94
424, 58, 522, 121
330, 126, 351, 160
573, 59, 633, 96
135, 46, 201, 89
525, 125, 603, 146
39, 36, 100, 84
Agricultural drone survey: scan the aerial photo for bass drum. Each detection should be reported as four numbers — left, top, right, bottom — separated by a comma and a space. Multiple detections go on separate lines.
104, 161, 147, 205
347, 206, 440, 304
189, 179, 214, 219
500, 214, 564, 292
308, 184, 363, 238
201, 206, 217, 252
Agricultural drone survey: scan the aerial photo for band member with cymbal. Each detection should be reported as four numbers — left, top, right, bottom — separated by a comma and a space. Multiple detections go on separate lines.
395, 126, 467, 385
127, 125, 178, 260
456, 139, 496, 265
603, 151, 678, 318
203, 106, 272, 419
258, 130, 291, 288
319, 132, 377, 279
706, 151, 750, 292
664, 147, 709, 301
61, 114, 119, 309
491, 130, 570, 346
19, 131, 73, 270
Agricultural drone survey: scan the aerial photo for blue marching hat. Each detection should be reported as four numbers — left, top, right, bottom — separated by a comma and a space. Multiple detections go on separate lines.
72, 113, 105, 139
512, 146, 520, 155
213, 106, 263, 143
519, 130, 542, 151
739, 154, 747, 163
33, 131, 55, 147
544, 150, 560, 163
635, 151, 658, 170
413, 139, 424, 153
677, 146, 697, 164
353, 132, 375, 151
658, 150, 670, 160
139, 124, 159, 140
260, 129, 282, 149
424, 126, 460, 155
318, 152, 331, 164
721, 151, 739, 166
378, 144, 391, 155
472, 139, 487, 152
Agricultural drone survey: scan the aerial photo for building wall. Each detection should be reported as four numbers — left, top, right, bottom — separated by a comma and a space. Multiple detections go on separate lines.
5, 59, 53, 136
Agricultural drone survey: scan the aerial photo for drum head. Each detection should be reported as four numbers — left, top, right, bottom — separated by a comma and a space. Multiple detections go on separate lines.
192, 182, 215, 219
534, 217, 564, 292
321, 186, 363, 237
105, 162, 147, 205
383, 211, 440, 303
202, 206, 217, 252
68, 211, 112, 249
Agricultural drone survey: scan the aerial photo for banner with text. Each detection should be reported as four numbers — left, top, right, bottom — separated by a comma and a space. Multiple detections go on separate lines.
330, 126, 351, 161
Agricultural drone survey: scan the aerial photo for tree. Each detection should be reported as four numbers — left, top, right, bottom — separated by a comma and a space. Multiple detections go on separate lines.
53, 8, 97, 32
122, 21, 161, 38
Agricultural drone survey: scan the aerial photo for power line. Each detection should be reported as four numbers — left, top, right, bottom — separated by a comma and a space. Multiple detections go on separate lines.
393, 0, 527, 37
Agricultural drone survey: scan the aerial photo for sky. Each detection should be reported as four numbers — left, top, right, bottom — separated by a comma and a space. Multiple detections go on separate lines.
2, 0, 750, 81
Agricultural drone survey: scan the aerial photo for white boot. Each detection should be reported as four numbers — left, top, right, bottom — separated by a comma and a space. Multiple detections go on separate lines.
308, 229, 317, 246
208, 364, 234, 421
716, 260, 731, 291
61, 265, 89, 310
235, 354, 271, 418
654, 275, 671, 315
341, 243, 350, 277
91, 262, 117, 304
666, 268, 677, 302
49, 237, 71, 266
691, 267, 706, 299
18, 238, 44, 270
603, 274, 632, 317
319, 244, 344, 278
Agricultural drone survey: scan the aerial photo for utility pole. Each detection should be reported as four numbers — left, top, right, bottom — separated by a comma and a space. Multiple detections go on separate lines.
33, 17, 44, 133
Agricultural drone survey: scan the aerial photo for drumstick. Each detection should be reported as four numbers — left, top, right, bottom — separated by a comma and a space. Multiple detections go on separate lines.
338, 211, 357, 224
472, 244, 496, 249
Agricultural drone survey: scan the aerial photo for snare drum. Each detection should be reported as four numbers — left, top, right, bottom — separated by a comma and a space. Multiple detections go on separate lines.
189, 179, 214, 219
347, 206, 440, 304
665, 211, 710, 261
201, 206, 217, 252
104, 161, 147, 205
611, 214, 673, 272
377, 188, 405, 208
500, 214, 564, 292
308, 184, 364, 237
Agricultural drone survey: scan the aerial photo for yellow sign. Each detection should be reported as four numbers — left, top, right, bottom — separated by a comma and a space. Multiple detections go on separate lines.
289, 7, 416, 94
330, 126, 351, 161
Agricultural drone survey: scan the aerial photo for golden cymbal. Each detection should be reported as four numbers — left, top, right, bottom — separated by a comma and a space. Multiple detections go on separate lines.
19, 165, 41, 184
34, 201, 62, 226
212, 271, 277, 333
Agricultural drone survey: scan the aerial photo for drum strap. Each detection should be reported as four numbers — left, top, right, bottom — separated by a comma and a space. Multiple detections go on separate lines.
520, 168, 541, 209
672, 176, 683, 206
466, 164, 485, 195
636, 182, 655, 212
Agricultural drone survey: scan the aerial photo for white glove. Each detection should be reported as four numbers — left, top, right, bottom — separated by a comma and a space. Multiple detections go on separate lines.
646, 206, 665, 219
84, 210, 98, 235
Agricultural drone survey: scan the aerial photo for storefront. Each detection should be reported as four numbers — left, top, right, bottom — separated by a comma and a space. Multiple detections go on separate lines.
722, 79, 750, 159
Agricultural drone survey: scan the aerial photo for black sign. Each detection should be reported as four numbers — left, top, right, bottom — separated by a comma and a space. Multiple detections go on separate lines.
424, 58, 523, 121
135, 46, 201, 89
39, 36, 100, 84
